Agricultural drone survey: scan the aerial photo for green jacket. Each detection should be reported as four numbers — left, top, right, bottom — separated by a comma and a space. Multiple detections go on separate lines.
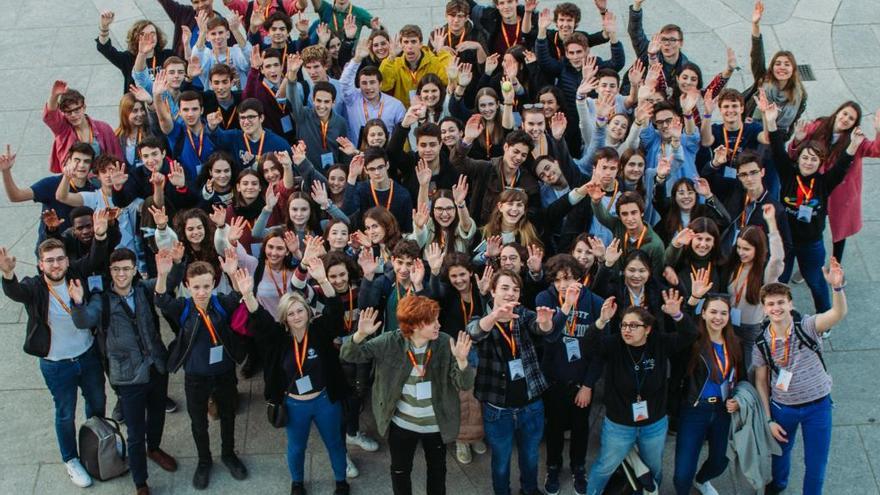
340, 330, 475, 442
592, 199, 667, 277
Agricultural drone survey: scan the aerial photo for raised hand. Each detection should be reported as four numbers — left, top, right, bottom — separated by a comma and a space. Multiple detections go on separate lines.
752, 0, 764, 25
148, 204, 168, 228
693, 177, 712, 198
680, 89, 699, 114
68, 279, 84, 305
290, 141, 306, 165
210, 204, 227, 228
762, 203, 777, 223
357, 248, 379, 277
647, 32, 661, 56
484, 53, 500, 75
286, 53, 303, 80
336, 136, 358, 156
604, 238, 622, 266
485, 235, 502, 258
711, 145, 730, 166
0, 144, 16, 172
264, 183, 279, 210
348, 154, 365, 182
672, 227, 695, 249
343, 14, 357, 40
226, 216, 247, 246
656, 155, 672, 179
726, 46, 738, 73
663, 266, 680, 286
661, 288, 684, 316
171, 240, 185, 263
234, 268, 254, 295
492, 300, 520, 321
425, 242, 444, 274
538, 8, 552, 32
42, 209, 65, 232
99, 10, 115, 30
0, 247, 17, 276
188, 54, 203, 79
93, 208, 110, 237
536, 306, 555, 329
526, 244, 544, 273
690, 268, 713, 299
463, 114, 484, 142
155, 248, 174, 276
51, 80, 68, 100
283, 230, 301, 258
310, 180, 330, 209
206, 110, 223, 129
634, 100, 654, 125
628, 58, 645, 87
306, 256, 328, 282
410, 259, 426, 288
599, 296, 617, 322
316, 22, 331, 46
450, 331, 472, 366
413, 202, 430, 230
584, 181, 605, 202
563, 281, 582, 310
476, 264, 494, 295
357, 307, 382, 336
452, 175, 469, 205
822, 256, 845, 288
847, 126, 866, 154
167, 161, 186, 188
550, 112, 567, 140
587, 235, 606, 260
457, 61, 473, 87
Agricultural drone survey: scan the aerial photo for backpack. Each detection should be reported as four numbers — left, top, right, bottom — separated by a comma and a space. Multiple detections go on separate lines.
78, 416, 128, 481
179, 295, 228, 329
755, 311, 827, 375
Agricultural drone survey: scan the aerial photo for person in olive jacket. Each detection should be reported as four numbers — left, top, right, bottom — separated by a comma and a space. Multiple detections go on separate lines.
340, 295, 475, 495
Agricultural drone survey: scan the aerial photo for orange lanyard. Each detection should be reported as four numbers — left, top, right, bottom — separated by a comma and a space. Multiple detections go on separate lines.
406, 346, 432, 378
723, 125, 744, 159
582, 273, 591, 286
740, 194, 751, 228
732, 264, 747, 305
484, 126, 492, 156
319, 120, 329, 150
263, 1, 272, 17
244, 131, 266, 158
769, 323, 792, 368
69, 180, 79, 192
268, 268, 288, 297
447, 27, 465, 48
186, 127, 204, 157
460, 294, 474, 327
362, 98, 384, 121
292, 332, 309, 377
627, 287, 645, 308
624, 226, 647, 252
101, 188, 112, 208
395, 282, 412, 302
494, 321, 517, 357
501, 168, 517, 190
46, 282, 72, 315
262, 81, 287, 112
553, 32, 562, 59
501, 18, 521, 49
558, 291, 579, 335
370, 181, 393, 209
712, 341, 730, 380
690, 262, 711, 281
150, 56, 157, 74
407, 66, 420, 86
606, 181, 619, 205
343, 288, 355, 332
195, 306, 220, 345
796, 176, 815, 204
331, 3, 354, 32
223, 107, 238, 129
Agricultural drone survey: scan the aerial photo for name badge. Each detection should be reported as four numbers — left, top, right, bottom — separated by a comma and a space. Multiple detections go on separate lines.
280, 115, 294, 133
632, 399, 649, 422
87, 275, 103, 292
415, 381, 432, 400
508, 359, 525, 381
797, 205, 813, 223
563, 336, 581, 362
209, 345, 224, 365
730, 307, 742, 327
296, 375, 313, 394
723, 166, 737, 179
775, 368, 793, 391
320, 152, 335, 168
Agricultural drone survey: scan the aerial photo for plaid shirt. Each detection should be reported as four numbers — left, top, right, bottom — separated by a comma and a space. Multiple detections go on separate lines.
467, 307, 565, 406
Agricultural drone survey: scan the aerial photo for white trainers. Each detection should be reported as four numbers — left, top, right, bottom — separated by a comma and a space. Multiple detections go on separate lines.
346, 431, 379, 452
471, 440, 487, 454
694, 480, 720, 495
455, 441, 472, 464
346, 454, 359, 478
65, 458, 93, 488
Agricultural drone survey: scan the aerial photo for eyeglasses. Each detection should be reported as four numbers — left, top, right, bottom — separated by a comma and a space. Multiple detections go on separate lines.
620, 322, 646, 331
499, 255, 520, 262
110, 266, 135, 274
737, 169, 761, 178
239, 114, 260, 121
522, 103, 544, 110
365, 163, 388, 173
655, 117, 675, 127
434, 206, 456, 212
41, 255, 68, 265
659, 37, 681, 44
61, 106, 84, 115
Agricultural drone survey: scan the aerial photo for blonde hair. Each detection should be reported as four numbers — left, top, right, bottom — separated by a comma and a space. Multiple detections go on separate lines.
277, 292, 313, 328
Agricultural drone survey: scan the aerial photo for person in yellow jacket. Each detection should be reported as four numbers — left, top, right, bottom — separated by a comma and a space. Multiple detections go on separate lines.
380, 25, 453, 108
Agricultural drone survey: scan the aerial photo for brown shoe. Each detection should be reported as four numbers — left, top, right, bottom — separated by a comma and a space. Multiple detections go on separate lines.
148, 449, 178, 472
136, 486, 150, 495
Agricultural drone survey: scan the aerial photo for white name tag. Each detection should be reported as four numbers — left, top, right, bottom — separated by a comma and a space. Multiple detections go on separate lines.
281, 115, 294, 133
723, 166, 737, 179
564, 336, 581, 362
415, 381, 432, 400
730, 307, 742, 327
775, 368, 793, 392
632, 399, 649, 422
209, 345, 224, 365
797, 204, 813, 222
87, 275, 103, 292
296, 375, 313, 394
320, 152, 335, 168
508, 359, 525, 381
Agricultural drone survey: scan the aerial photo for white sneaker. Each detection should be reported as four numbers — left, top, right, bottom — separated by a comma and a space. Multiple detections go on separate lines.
65, 458, 93, 488
346, 431, 379, 452
791, 271, 805, 284
455, 441, 472, 464
346, 454, 359, 478
694, 480, 720, 495
471, 440, 487, 454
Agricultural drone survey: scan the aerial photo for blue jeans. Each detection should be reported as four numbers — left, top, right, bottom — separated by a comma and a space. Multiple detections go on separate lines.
39, 344, 106, 462
117, 368, 169, 487
482, 400, 544, 495
285, 391, 347, 482
780, 238, 831, 313
587, 416, 668, 495
769, 396, 833, 495
673, 401, 731, 495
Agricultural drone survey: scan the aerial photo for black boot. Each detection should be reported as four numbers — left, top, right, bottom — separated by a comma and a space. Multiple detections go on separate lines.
291, 481, 307, 495
192, 459, 211, 490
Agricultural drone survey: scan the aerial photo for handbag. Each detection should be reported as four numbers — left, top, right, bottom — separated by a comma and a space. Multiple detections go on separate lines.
231, 302, 253, 337
266, 400, 288, 428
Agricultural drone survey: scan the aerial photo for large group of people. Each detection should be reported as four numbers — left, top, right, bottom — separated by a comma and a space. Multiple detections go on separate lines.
0, 0, 871, 493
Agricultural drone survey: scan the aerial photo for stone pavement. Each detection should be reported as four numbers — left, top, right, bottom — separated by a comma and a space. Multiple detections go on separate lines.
1, 0, 879, 493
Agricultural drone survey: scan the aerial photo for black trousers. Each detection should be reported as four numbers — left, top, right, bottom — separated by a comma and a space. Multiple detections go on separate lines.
184, 370, 237, 462
341, 361, 372, 436
118, 367, 169, 487
388, 422, 447, 495
543, 382, 591, 469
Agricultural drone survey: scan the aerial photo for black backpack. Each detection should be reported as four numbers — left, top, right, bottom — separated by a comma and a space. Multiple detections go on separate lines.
755, 311, 827, 375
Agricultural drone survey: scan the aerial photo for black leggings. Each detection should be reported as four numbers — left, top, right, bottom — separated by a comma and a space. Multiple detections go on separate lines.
833, 239, 846, 263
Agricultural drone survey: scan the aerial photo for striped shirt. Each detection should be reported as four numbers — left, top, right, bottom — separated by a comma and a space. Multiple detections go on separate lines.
752, 315, 832, 405
391, 344, 439, 433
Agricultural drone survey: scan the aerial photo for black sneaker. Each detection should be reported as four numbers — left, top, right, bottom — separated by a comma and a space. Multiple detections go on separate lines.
572, 465, 587, 495
192, 459, 211, 490
221, 454, 248, 480
112, 400, 125, 424
335, 480, 351, 494
291, 481, 307, 495
165, 397, 178, 413
544, 465, 560, 495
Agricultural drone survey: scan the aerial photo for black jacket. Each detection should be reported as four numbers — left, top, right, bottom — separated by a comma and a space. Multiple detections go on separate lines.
1, 236, 110, 357
682, 340, 746, 406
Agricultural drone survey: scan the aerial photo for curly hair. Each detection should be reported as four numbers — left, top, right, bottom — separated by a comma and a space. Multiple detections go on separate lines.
126, 20, 168, 55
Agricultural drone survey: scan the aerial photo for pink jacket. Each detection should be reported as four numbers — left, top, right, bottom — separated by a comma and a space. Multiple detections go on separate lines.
42, 105, 121, 173
791, 119, 880, 242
